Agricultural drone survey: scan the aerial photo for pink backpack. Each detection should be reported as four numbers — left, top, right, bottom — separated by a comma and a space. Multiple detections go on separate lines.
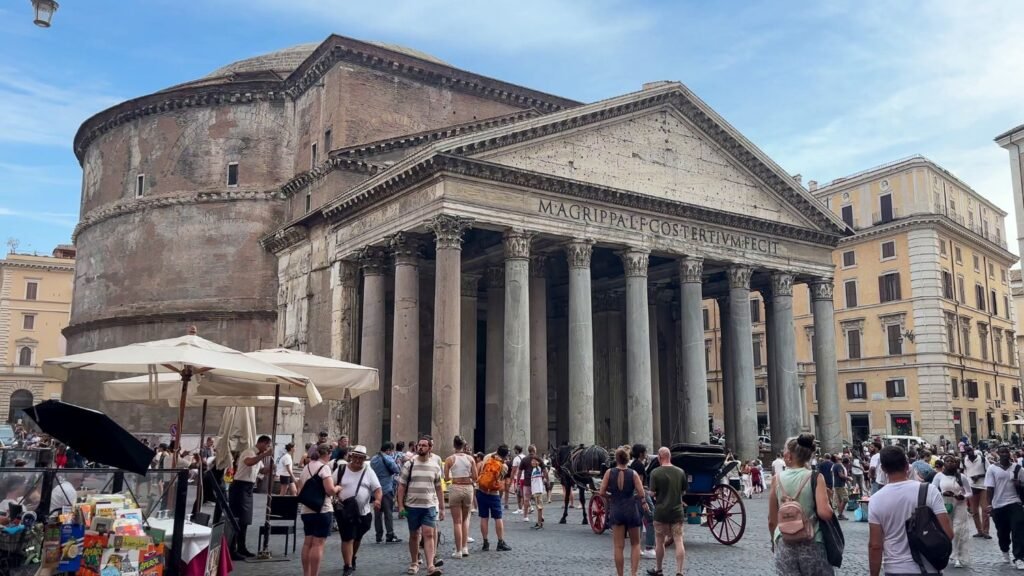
776, 472, 814, 543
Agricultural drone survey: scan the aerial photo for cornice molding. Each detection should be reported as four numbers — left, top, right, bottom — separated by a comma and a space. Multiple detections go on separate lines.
0, 261, 74, 273
279, 157, 385, 199
839, 214, 1018, 264
63, 308, 277, 338
76, 189, 281, 243
261, 224, 308, 253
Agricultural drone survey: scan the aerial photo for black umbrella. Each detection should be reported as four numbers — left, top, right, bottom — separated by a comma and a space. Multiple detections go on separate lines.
25, 400, 155, 475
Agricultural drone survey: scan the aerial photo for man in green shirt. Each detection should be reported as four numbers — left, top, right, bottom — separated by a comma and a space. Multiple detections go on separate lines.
647, 447, 688, 576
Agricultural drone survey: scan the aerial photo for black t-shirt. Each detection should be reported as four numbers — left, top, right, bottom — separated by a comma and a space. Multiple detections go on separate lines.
629, 458, 649, 487
819, 460, 835, 488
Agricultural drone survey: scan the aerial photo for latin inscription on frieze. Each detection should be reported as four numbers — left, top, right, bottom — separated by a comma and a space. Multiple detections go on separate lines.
538, 199, 780, 255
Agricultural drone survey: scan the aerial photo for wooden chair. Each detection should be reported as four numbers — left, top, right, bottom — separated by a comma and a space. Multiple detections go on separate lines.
257, 496, 298, 556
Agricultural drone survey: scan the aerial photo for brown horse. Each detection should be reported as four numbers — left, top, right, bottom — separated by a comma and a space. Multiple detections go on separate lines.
552, 444, 610, 525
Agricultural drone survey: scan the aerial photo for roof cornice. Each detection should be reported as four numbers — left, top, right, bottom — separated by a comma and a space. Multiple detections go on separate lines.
0, 260, 74, 272
279, 157, 385, 199
63, 308, 277, 338
73, 35, 580, 164
841, 214, 1018, 264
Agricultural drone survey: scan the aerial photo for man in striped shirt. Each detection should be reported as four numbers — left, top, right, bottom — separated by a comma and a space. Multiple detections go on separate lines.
397, 436, 446, 575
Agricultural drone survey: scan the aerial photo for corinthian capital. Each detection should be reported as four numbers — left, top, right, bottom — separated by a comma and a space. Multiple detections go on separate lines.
388, 232, 420, 265
726, 266, 753, 290
679, 256, 704, 284
357, 246, 387, 276
618, 248, 650, 278
809, 278, 834, 301
565, 238, 594, 269
427, 214, 473, 250
503, 228, 533, 260
770, 272, 794, 297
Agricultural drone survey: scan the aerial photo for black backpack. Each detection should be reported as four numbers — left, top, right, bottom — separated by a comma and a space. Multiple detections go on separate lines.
1012, 465, 1024, 504
905, 483, 952, 572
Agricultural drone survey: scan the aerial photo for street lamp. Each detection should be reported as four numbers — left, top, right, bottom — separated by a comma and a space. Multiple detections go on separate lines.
31, 0, 59, 28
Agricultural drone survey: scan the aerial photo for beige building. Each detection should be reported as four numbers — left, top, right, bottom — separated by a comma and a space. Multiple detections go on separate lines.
0, 246, 75, 423
706, 156, 1019, 445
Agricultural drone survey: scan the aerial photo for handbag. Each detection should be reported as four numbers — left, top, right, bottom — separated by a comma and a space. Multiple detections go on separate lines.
297, 463, 328, 511
811, 472, 845, 567
334, 462, 368, 523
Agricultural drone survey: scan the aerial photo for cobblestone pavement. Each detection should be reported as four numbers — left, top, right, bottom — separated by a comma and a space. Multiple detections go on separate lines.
235, 491, 1013, 575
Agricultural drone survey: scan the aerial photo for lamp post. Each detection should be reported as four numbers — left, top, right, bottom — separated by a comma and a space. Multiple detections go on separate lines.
31, 0, 58, 28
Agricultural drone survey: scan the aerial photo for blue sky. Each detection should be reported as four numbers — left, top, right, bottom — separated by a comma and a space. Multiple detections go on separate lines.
2, 1, 1022, 257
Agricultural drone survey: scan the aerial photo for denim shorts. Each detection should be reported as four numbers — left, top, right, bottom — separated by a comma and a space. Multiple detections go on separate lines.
405, 506, 437, 532
476, 491, 503, 520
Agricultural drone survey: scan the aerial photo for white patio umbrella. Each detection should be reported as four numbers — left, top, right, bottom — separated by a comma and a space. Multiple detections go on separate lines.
43, 329, 319, 467
215, 406, 257, 471
1006, 419, 1024, 426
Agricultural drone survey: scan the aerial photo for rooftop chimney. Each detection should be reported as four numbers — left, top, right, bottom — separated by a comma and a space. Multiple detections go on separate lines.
808, 180, 818, 191
792, 173, 803, 184
642, 81, 674, 91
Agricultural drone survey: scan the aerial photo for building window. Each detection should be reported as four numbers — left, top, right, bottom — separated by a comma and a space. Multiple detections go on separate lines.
878, 272, 901, 303
753, 339, 762, 368
7, 390, 33, 424
750, 299, 760, 323
1005, 296, 1012, 319
879, 194, 894, 223
979, 325, 989, 360
22, 314, 34, 330
17, 347, 32, 366
885, 379, 906, 399
756, 387, 766, 403
705, 340, 711, 370
841, 205, 854, 227
304, 191, 312, 214
952, 377, 959, 399
954, 246, 962, 263
945, 314, 957, 354
881, 240, 896, 260
847, 329, 861, 359
846, 381, 866, 400
842, 250, 856, 267
966, 380, 979, 399
844, 280, 858, 308
226, 163, 239, 187
324, 129, 332, 152
975, 284, 986, 310
702, 308, 709, 331
25, 281, 38, 301
991, 290, 998, 315
941, 271, 954, 300
973, 254, 980, 272
957, 276, 966, 304
995, 330, 1004, 364
1009, 335, 1017, 366
986, 381, 992, 400
136, 174, 145, 198
1003, 268, 1009, 283
961, 321, 972, 357
310, 142, 318, 168
886, 323, 903, 355
939, 240, 947, 257
1014, 387, 1021, 403
989, 262, 996, 278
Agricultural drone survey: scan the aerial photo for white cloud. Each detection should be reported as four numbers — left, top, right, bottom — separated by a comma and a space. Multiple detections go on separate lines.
0, 206, 78, 228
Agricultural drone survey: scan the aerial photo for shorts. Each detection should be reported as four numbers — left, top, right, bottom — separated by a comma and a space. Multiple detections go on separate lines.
279, 475, 294, 485
476, 491, 503, 519
405, 506, 437, 532
336, 511, 372, 542
448, 484, 473, 510
301, 512, 333, 539
531, 493, 544, 510
654, 520, 684, 540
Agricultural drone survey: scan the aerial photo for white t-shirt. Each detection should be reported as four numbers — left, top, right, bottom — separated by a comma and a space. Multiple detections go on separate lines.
51, 480, 77, 509
868, 480, 947, 574
932, 471, 972, 509
336, 464, 382, 516
276, 452, 294, 478
984, 462, 1024, 509
963, 453, 987, 488
298, 461, 333, 514
869, 453, 888, 485
235, 448, 261, 483
512, 454, 523, 471
771, 458, 785, 478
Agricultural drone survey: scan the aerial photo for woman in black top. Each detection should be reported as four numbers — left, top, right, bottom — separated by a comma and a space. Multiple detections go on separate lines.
629, 444, 656, 557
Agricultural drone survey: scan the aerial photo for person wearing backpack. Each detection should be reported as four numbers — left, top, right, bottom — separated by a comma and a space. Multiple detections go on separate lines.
296, 444, 343, 576
768, 433, 835, 575
868, 446, 952, 576
931, 455, 973, 568
985, 444, 1024, 568
476, 444, 512, 552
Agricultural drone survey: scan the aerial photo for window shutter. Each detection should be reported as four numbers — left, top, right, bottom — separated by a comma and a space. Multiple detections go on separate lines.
846, 382, 855, 400
849, 330, 861, 359
893, 273, 901, 300
845, 281, 857, 308
878, 275, 886, 302
886, 380, 895, 398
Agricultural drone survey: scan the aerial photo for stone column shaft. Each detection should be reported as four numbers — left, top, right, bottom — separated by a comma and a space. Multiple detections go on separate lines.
566, 239, 595, 445
764, 292, 780, 454
459, 275, 480, 443
389, 234, 421, 445
503, 229, 533, 450
621, 249, 653, 449
356, 248, 387, 449
428, 215, 471, 448
680, 257, 709, 444
329, 260, 359, 439
770, 273, 800, 454
649, 287, 662, 448
727, 266, 757, 460
529, 256, 549, 450
812, 279, 842, 453
484, 267, 505, 451
718, 297, 735, 449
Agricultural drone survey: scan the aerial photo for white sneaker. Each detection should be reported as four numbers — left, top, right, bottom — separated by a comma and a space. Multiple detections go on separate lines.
467, 537, 475, 543
522, 516, 531, 522
451, 551, 462, 559
953, 558, 962, 568
461, 547, 469, 557
513, 509, 522, 515
1015, 559, 1024, 570
641, 549, 656, 559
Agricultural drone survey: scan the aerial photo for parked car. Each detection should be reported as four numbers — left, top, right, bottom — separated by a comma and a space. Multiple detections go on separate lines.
0, 425, 15, 447
880, 435, 927, 450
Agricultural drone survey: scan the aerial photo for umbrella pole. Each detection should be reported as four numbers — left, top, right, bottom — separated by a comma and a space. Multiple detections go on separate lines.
172, 366, 192, 468
197, 398, 208, 510
259, 384, 281, 557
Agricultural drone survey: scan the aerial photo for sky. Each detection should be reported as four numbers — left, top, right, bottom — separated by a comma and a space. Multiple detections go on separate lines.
1, 1, 1022, 258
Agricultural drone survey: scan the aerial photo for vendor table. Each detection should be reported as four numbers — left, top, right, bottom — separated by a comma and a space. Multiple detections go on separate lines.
148, 517, 232, 576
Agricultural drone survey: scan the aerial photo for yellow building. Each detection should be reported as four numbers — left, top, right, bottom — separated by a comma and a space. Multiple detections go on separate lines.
705, 156, 1019, 445
0, 246, 75, 423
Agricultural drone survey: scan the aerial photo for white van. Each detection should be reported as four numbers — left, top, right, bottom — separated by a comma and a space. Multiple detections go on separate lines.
881, 435, 927, 449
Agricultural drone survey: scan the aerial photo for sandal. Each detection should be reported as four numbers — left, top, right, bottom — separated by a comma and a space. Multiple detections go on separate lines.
646, 570, 663, 576
407, 564, 420, 575
427, 568, 443, 576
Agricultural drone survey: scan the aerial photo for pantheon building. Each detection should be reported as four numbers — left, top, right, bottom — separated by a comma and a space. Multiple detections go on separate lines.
68, 35, 849, 458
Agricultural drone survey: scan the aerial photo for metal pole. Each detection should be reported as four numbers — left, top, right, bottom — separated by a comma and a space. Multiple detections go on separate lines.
197, 399, 208, 509
171, 366, 192, 468
258, 384, 281, 557
170, 469, 188, 575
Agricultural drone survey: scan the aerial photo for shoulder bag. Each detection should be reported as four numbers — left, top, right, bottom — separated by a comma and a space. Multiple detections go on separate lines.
334, 464, 368, 522
811, 471, 845, 567
297, 463, 328, 511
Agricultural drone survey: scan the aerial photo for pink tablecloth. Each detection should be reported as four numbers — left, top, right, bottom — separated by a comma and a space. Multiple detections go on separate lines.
180, 535, 233, 576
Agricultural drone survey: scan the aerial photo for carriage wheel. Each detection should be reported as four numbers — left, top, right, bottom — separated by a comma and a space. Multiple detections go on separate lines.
589, 493, 607, 534
704, 484, 746, 545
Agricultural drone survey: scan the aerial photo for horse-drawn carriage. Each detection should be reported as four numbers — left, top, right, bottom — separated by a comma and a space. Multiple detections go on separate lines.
557, 443, 746, 545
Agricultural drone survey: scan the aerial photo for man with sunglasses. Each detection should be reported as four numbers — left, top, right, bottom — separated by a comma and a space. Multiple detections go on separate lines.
397, 436, 445, 575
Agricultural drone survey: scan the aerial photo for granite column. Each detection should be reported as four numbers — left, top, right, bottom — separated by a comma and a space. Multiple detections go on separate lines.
718, 296, 735, 449
770, 273, 800, 453
484, 266, 505, 451
620, 249, 653, 449
459, 274, 480, 444
356, 247, 387, 449
648, 286, 662, 448
727, 266, 757, 460
566, 239, 595, 445
529, 255, 549, 450
503, 229, 533, 450
811, 279, 842, 453
680, 257, 708, 444
389, 233, 420, 445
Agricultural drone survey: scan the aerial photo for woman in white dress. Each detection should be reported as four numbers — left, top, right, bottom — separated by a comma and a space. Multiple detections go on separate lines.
932, 455, 972, 568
